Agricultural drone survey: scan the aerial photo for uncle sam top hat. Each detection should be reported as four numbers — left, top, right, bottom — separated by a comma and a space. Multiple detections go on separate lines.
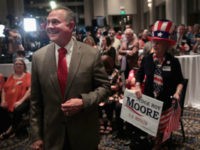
151, 20, 176, 45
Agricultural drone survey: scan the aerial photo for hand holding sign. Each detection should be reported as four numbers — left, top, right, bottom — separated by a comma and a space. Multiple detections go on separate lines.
120, 89, 163, 137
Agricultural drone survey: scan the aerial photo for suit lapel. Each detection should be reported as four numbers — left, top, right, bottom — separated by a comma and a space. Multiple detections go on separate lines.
65, 40, 82, 96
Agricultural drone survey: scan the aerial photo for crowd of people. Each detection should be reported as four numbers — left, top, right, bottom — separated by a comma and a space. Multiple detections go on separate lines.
0, 6, 199, 150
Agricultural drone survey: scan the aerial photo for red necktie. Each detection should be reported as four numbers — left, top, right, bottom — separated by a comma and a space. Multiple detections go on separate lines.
57, 47, 68, 97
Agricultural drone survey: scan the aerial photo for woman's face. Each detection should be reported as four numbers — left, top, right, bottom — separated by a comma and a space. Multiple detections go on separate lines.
101, 37, 107, 46
14, 60, 25, 73
152, 40, 169, 56
125, 32, 133, 42
84, 38, 94, 46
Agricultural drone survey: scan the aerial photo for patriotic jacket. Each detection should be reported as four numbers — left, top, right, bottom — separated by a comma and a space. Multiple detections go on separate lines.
136, 52, 184, 111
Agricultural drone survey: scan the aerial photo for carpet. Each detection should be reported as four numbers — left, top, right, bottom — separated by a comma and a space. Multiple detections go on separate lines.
171, 107, 200, 150
0, 107, 200, 150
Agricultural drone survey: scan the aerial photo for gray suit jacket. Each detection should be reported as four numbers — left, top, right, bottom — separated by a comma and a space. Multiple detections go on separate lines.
30, 40, 111, 150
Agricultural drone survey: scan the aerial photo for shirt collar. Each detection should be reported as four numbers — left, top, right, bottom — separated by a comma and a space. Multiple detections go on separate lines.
55, 38, 74, 53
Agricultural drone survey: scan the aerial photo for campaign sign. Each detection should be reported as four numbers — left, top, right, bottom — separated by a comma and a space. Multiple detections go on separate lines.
120, 89, 163, 137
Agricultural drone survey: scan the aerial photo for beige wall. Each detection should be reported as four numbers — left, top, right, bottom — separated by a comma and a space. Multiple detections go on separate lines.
107, 0, 137, 15
155, 0, 165, 5
93, 0, 105, 16
92, 0, 137, 17
84, 0, 93, 25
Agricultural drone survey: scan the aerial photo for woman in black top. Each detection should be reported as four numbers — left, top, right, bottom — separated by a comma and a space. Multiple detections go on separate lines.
135, 20, 184, 148
100, 36, 116, 65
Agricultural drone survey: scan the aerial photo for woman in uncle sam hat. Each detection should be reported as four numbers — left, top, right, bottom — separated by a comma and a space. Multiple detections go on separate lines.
135, 20, 184, 149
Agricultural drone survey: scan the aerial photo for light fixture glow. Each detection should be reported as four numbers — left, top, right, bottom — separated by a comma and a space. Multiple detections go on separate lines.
148, 3, 152, 7
0, 24, 5, 37
23, 18, 37, 32
50, 1, 57, 9
147, 0, 152, 8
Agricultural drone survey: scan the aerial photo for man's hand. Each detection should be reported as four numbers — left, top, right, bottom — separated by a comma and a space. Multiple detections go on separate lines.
61, 98, 83, 116
30, 140, 43, 150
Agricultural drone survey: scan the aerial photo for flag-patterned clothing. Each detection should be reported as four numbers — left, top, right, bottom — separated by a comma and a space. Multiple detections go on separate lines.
153, 53, 165, 98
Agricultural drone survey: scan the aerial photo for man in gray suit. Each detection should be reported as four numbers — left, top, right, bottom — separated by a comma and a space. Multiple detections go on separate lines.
30, 7, 111, 150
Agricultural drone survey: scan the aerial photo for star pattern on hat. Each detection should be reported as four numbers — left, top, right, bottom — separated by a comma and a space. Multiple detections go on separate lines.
158, 32, 163, 37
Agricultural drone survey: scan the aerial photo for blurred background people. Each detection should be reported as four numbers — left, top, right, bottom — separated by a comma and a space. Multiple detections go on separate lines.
100, 36, 116, 64
119, 28, 139, 78
0, 57, 31, 140
15, 50, 30, 63
108, 28, 121, 67
175, 24, 191, 54
0, 73, 5, 97
83, 35, 97, 49
108, 28, 121, 52
138, 29, 150, 50
5, 29, 24, 54
192, 24, 200, 53
99, 55, 115, 134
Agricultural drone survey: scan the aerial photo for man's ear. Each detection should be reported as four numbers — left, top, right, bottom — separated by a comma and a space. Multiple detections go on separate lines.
67, 21, 75, 32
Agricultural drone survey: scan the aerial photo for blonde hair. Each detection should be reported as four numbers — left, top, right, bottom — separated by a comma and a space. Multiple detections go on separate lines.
125, 28, 134, 35
83, 36, 96, 46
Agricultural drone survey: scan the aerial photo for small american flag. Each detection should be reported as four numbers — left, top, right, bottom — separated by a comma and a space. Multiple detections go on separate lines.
158, 102, 181, 143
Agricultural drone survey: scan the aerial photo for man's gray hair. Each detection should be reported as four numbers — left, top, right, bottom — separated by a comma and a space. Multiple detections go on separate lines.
51, 6, 76, 23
